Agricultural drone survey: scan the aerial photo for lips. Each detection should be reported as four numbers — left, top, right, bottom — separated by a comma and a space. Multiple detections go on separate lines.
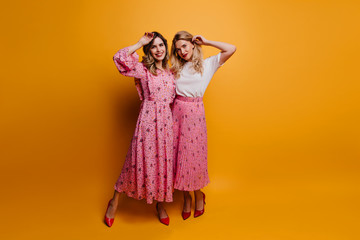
182, 53, 188, 58
155, 52, 164, 58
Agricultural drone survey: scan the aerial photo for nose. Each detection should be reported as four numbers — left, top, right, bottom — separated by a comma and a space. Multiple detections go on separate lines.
181, 49, 186, 55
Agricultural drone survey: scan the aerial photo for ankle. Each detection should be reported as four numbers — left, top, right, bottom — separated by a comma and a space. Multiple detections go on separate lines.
157, 202, 165, 210
194, 190, 203, 199
157, 204, 168, 217
183, 191, 191, 199
110, 199, 118, 207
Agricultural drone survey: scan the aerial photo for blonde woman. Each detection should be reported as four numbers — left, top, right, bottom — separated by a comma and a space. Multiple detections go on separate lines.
105, 32, 175, 227
170, 31, 236, 219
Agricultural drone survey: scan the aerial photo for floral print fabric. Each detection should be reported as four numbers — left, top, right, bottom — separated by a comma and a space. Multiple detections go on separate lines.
172, 96, 210, 191
113, 47, 176, 204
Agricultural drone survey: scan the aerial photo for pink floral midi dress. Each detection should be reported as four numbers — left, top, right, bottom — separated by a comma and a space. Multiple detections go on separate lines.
113, 47, 176, 204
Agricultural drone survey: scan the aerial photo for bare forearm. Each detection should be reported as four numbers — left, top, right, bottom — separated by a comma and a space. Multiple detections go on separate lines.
205, 40, 235, 53
205, 40, 236, 65
127, 42, 144, 55
127, 32, 154, 55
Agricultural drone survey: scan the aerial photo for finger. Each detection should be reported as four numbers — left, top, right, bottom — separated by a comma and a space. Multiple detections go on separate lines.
194, 38, 201, 43
194, 38, 203, 44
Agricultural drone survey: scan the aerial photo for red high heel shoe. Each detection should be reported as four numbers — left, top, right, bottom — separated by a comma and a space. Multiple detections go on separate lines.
194, 192, 206, 218
182, 195, 192, 220
104, 199, 115, 227
182, 210, 191, 220
156, 202, 170, 226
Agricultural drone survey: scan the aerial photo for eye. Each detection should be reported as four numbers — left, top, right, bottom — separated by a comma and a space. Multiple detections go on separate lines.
160, 43, 164, 47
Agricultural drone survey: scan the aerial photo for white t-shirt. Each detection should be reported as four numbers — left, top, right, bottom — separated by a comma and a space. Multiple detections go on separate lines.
175, 53, 222, 98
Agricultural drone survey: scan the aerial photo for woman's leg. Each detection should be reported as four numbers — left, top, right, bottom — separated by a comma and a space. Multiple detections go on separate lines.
156, 201, 170, 225
183, 191, 192, 213
106, 190, 120, 219
156, 201, 169, 219
194, 190, 205, 211
181, 191, 192, 220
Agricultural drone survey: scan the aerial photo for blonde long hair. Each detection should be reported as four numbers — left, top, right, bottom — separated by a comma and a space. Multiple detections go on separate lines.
142, 32, 169, 75
170, 31, 203, 79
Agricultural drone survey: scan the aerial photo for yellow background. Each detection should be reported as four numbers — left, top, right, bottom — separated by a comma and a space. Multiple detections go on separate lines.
1, 0, 359, 239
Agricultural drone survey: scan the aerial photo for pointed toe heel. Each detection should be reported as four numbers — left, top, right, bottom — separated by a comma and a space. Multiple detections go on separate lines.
104, 199, 115, 227
182, 211, 191, 220
194, 192, 206, 218
156, 203, 170, 226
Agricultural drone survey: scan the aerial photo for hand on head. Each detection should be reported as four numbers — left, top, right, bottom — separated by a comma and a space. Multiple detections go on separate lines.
192, 35, 207, 45
139, 32, 154, 46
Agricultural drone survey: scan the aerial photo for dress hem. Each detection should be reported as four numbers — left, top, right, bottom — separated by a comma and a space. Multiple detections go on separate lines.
114, 187, 174, 204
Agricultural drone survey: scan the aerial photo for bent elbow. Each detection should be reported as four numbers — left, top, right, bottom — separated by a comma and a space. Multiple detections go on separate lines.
231, 45, 237, 54
113, 54, 118, 63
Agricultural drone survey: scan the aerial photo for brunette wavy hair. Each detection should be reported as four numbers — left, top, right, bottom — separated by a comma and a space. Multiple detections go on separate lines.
170, 31, 204, 79
141, 31, 169, 75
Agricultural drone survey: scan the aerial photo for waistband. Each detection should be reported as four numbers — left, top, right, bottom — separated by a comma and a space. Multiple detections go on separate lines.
143, 98, 172, 104
175, 95, 203, 102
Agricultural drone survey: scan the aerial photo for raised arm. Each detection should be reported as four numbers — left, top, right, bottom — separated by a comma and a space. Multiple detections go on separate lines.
113, 32, 154, 78
193, 35, 236, 65
127, 32, 154, 55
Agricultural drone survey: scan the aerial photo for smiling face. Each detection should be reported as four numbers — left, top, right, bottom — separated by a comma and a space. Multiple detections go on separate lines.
150, 37, 166, 62
175, 39, 194, 61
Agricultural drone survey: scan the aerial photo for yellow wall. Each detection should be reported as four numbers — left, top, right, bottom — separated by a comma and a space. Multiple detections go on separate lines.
1, 0, 359, 239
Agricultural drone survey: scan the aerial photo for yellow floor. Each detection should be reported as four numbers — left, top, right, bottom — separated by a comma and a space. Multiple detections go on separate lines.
2, 164, 359, 240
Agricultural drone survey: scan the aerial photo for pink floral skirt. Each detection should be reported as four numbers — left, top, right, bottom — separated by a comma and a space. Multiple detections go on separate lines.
114, 100, 174, 204
172, 96, 210, 191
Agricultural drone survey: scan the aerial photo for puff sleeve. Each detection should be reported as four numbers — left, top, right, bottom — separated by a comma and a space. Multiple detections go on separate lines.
113, 47, 147, 79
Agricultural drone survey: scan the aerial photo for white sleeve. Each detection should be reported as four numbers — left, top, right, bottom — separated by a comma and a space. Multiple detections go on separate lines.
201, 53, 222, 93
206, 52, 222, 76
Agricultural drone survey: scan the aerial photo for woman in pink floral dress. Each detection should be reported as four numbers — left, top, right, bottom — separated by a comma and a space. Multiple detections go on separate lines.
104, 32, 175, 227
170, 31, 236, 219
